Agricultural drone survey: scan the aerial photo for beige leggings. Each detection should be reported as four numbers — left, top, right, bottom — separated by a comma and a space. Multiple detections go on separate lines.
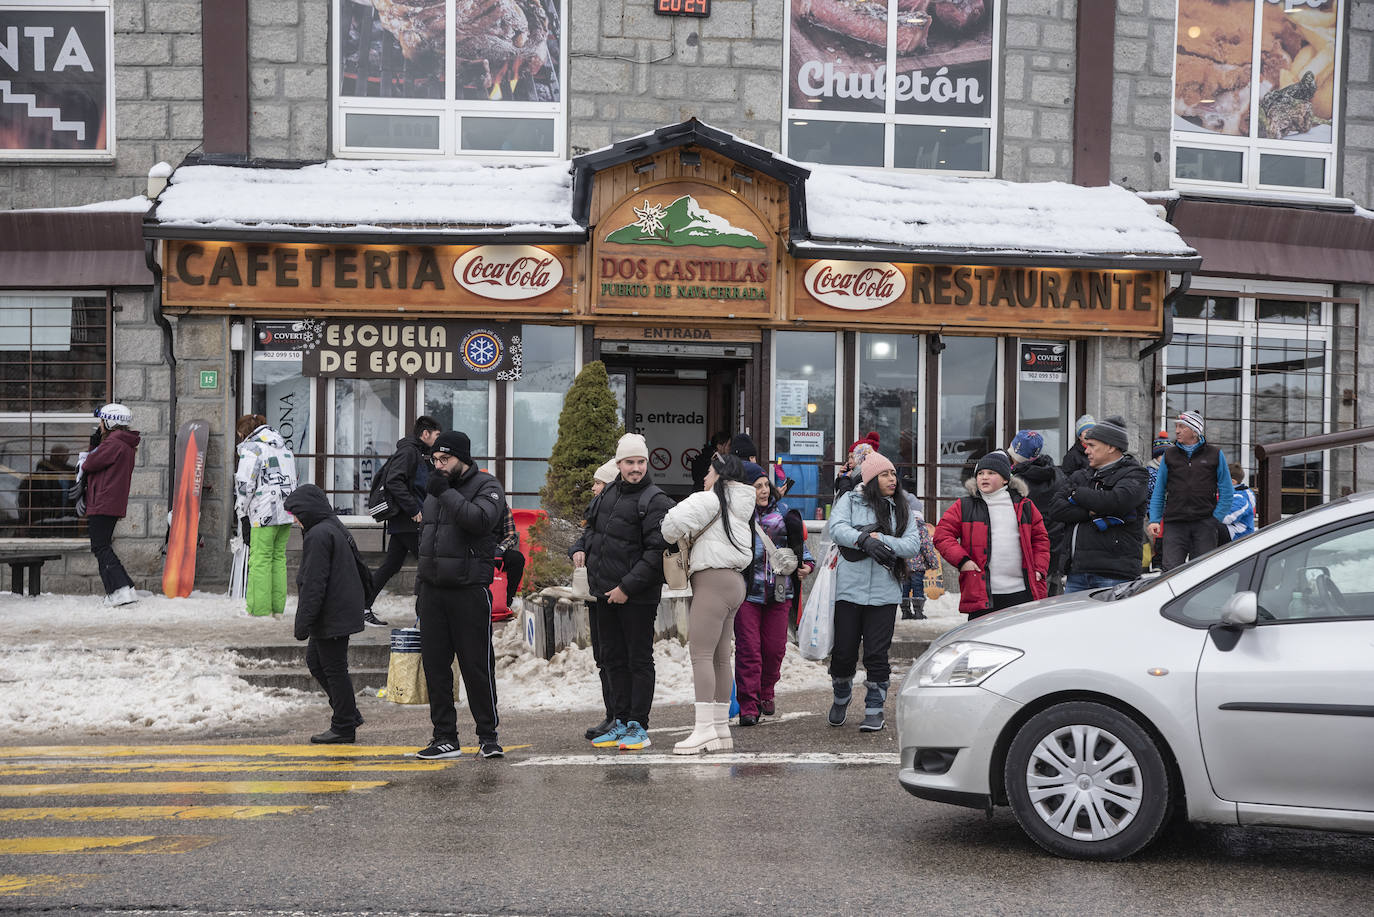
688, 567, 747, 704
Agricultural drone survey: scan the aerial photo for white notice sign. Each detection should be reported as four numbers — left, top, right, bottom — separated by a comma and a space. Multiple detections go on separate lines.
789, 430, 824, 455
775, 380, 808, 428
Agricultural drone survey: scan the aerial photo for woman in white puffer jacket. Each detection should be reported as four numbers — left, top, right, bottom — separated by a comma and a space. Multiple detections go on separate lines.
660, 452, 756, 754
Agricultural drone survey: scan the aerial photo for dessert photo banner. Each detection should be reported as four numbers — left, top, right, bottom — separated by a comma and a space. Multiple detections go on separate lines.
787, 0, 995, 118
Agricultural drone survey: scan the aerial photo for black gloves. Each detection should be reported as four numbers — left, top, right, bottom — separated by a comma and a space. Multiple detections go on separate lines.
861, 534, 897, 565
426, 472, 450, 497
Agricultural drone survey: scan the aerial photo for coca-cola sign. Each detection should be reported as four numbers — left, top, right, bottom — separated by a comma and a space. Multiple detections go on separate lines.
453, 245, 564, 301
802, 260, 906, 310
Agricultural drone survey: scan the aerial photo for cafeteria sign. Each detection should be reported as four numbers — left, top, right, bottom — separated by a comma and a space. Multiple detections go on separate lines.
267, 319, 522, 380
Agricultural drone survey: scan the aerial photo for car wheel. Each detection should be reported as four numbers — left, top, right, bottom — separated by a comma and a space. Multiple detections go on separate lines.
1004, 701, 1171, 861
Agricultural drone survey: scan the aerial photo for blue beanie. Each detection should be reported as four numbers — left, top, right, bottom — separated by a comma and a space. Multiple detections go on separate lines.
1007, 430, 1044, 464
741, 462, 766, 484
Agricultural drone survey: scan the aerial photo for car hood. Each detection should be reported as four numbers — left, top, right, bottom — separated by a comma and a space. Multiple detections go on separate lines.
929, 591, 1113, 650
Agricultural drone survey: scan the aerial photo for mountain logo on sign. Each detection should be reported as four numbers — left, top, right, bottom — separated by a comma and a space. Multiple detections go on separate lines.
605, 196, 765, 249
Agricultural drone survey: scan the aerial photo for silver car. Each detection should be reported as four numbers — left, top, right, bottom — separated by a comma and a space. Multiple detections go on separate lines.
896, 490, 1374, 860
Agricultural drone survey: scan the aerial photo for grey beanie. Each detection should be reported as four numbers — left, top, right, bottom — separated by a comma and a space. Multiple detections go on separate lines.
1085, 415, 1129, 453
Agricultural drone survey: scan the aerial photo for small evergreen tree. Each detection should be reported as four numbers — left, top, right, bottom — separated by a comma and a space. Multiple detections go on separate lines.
539, 360, 621, 521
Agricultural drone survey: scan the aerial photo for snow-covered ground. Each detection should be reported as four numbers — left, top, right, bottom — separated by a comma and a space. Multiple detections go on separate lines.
0, 589, 963, 738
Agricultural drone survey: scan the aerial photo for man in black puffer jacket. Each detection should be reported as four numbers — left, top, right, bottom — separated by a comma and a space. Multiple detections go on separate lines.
1007, 430, 1067, 595
1047, 416, 1149, 593
284, 484, 366, 745
415, 431, 508, 761
569, 433, 675, 747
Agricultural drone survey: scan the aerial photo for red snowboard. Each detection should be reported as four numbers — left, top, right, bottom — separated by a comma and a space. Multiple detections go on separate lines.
162, 419, 209, 598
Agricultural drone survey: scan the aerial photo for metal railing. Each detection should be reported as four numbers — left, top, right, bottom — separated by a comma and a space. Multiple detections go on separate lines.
1254, 426, 1374, 527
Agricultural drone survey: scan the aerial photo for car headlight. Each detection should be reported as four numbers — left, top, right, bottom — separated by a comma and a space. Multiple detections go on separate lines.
914, 641, 1023, 688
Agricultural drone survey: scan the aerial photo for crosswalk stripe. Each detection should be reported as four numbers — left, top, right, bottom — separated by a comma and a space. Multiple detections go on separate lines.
0, 760, 446, 777
0, 743, 531, 760
0, 873, 99, 895
0, 805, 314, 821
0, 780, 387, 798
0, 836, 217, 855
513, 751, 900, 767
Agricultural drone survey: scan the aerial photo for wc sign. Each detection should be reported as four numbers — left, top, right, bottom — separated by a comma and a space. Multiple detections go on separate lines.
0, 5, 113, 156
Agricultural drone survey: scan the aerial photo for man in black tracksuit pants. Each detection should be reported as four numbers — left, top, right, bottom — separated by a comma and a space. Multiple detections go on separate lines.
415, 430, 507, 760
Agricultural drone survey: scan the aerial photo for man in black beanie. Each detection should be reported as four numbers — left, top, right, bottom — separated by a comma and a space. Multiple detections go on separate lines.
1048, 415, 1149, 594
414, 430, 508, 760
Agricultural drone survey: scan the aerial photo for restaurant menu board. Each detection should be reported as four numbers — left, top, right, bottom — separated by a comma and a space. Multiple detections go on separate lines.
338, 0, 562, 103
1174, 0, 1338, 142
787, 0, 995, 118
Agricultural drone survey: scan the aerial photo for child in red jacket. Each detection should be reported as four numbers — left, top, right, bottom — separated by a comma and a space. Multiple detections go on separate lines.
934, 451, 1050, 619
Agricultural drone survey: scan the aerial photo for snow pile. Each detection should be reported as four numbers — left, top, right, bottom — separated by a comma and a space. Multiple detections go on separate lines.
0, 643, 298, 735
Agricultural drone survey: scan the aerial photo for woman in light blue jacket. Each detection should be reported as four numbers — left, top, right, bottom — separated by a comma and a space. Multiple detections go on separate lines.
826, 452, 922, 733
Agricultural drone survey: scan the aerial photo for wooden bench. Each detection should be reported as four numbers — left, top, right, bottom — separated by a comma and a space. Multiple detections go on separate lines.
2, 554, 62, 597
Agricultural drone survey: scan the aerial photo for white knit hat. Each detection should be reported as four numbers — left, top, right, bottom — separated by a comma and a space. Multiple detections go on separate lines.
613, 433, 648, 463
593, 459, 619, 484
1178, 410, 1205, 437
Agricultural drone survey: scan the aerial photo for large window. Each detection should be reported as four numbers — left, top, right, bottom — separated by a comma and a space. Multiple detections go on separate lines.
0, 293, 109, 537
332, 0, 566, 157
784, 0, 998, 173
1171, 0, 1344, 195
937, 336, 999, 503
773, 331, 839, 520
509, 324, 575, 508
857, 333, 921, 482
1163, 282, 1355, 516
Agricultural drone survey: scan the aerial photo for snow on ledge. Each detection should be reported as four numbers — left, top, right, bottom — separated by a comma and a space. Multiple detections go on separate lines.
14, 195, 151, 214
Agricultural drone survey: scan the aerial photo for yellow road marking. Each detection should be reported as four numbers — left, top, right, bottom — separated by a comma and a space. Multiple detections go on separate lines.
0, 835, 217, 855
0, 760, 446, 776
0, 873, 99, 895
0, 744, 529, 759
0, 805, 314, 821
0, 780, 386, 798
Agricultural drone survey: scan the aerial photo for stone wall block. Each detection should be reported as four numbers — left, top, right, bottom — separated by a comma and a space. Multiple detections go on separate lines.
571, 58, 632, 94
114, 366, 146, 401
621, 6, 672, 41
1030, 73, 1072, 107
1040, 22, 1075, 52
113, 4, 146, 31
1006, 21, 1041, 49
301, 2, 330, 65
147, 1, 202, 34
693, 70, 740, 102
251, 102, 292, 140
115, 67, 148, 101
1004, 55, 1026, 102
703, 1, 754, 39
742, 73, 781, 120
1114, 37, 1148, 74
250, 67, 280, 99
118, 102, 172, 140
250, 0, 301, 26
290, 103, 329, 159
1039, 110, 1071, 142
732, 42, 783, 70
254, 27, 301, 64
149, 67, 203, 101
1003, 108, 1034, 140
754, 0, 784, 36
116, 34, 173, 66
170, 101, 203, 139
1009, 0, 1058, 15
175, 319, 225, 360
1349, 34, 1371, 83
283, 66, 328, 100
700, 39, 731, 67
172, 34, 203, 66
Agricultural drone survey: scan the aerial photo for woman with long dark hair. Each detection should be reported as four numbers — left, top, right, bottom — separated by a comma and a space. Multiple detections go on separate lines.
660, 453, 756, 754
826, 452, 922, 732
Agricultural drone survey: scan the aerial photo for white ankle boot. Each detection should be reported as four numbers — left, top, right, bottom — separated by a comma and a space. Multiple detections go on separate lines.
712, 702, 733, 750
674, 702, 718, 755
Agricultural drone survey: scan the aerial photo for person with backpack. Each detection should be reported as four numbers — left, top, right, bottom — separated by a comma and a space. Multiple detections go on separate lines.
234, 414, 298, 618
660, 453, 756, 754
367, 415, 441, 627
569, 434, 675, 751
284, 484, 367, 745
934, 450, 1051, 620
1222, 462, 1257, 541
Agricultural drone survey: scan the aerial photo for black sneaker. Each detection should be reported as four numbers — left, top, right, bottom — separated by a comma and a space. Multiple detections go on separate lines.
479, 742, 505, 759
738, 714, 759, 727
363, 610, 389, 627
310, 729, 355, 744
415, 740, 463, 759
859, 712, 886, 732
584, 716, 615, 742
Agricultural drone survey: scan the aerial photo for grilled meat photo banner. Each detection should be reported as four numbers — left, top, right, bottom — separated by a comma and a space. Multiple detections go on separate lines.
788, 0, 996, 118
338, 0, 562, 103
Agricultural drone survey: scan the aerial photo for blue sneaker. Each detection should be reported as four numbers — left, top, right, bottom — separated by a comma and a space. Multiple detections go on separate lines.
618, 721, 651, 750
591, 719, 628, 747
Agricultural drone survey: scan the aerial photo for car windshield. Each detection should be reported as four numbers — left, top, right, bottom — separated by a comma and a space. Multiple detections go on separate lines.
1092, 495, 1365, 602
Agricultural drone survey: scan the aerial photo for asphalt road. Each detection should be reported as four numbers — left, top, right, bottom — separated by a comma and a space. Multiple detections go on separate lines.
2, 682, 1373, 916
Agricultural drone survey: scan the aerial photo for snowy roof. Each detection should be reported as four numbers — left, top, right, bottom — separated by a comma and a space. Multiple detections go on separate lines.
151, 158, 580, 237
802, 166, 1197, 261
13, 195, 151, 214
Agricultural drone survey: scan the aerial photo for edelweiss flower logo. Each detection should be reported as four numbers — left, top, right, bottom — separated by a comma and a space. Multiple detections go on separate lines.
631, 200, 669, 240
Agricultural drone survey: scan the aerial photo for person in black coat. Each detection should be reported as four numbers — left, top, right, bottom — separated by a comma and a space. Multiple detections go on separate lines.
1047, 417, 1150, 593
691, 431, 731, 492
1060, 414, 1095, 478
415, 430, 509, 760
1007, 430, 1068, 595
284, 484, 367, 745
369, 415, 441, 626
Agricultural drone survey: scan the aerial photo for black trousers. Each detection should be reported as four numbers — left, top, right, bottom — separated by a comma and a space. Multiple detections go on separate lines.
594, 598, 657, 726
498, 549, 525, 603
372, 530, 420, 594
418, 584, 499, 744
88, 513, 133, 594
829, 600, 898, 684
306, 635, 362, 733
970, 589, 1034, 620
587, 600, 615, 721
1160, 518, 1221, 572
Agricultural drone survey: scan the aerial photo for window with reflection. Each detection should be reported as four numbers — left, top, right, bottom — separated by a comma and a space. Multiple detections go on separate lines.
938, 336, 998, 503
511, 325, 575, 509
332, 378, 401, 515
858, 333, 921, 485
423, 380, 491, 460
1017, 340, 1070, 464
773, 331, 837, 520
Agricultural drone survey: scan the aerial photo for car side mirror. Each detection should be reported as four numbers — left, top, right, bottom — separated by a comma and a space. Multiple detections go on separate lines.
1220, 591, 1258, 627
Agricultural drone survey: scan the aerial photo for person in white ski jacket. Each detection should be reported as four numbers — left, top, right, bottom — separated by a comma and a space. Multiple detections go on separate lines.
660, 452, 756, 755
235, 415, 298, 617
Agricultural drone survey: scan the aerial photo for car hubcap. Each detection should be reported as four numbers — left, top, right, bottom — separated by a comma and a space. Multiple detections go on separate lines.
1024, 724, 1143, 841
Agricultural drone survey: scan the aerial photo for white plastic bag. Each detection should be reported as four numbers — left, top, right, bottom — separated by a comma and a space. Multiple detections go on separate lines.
798, 544, 839, 661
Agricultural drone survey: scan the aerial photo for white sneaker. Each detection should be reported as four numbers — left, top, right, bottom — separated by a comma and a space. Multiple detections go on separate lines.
109, 585, 139, 606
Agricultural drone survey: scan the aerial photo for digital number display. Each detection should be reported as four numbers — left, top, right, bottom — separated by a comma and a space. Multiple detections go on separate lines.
654, 0, 711, 17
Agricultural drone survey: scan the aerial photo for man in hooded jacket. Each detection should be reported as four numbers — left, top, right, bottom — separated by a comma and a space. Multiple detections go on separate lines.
284, 484, 366, 744
415, 431, 508, 760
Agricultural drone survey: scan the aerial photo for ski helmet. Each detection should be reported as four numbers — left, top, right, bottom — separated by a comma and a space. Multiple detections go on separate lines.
95, 403, 132, 427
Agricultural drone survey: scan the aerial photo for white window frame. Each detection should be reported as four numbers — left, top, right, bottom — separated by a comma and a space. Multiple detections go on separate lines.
1164, 278, 1335, 502
1169, 0, 1345, 197
932, 334, 1004, 508
0, 0, 116, 162
330, 0, 568, 159
1015, 337, 1077, 463
780, 0, 1000, 175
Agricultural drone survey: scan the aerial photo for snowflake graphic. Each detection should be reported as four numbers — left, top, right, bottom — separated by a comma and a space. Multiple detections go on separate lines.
467, 336, 496, 365
496, 335, 523, 382
632, 200, 669, 239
